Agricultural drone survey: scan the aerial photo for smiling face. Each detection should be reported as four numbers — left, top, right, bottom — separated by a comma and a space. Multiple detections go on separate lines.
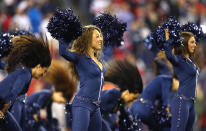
91, 29, 103, 50
187, 36, 196, 54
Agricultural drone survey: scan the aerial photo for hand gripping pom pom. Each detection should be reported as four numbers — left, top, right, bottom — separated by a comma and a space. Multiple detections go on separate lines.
47, 8, 83, 44
153, 17, 181, 50
0, 30, 32, 59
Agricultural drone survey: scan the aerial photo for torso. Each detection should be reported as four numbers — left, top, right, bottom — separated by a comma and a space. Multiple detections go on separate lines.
91, 57, 103, 72
173, 56, 200, 98
73, 54, 106, 103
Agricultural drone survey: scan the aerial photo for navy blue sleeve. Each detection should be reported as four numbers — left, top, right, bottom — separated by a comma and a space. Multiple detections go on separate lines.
36, 90, 52, 108
164, 40, 179, 66
100, 89, 121, 112
6, 72, 30, 103
161, 76, 172, 106
26, 89, 52, 108
59, 40, 79, 63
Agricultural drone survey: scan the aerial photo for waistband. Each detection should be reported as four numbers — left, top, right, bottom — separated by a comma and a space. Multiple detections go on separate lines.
74, 96, 100, 106
16, 95, 26, 103
175, 94, 196, 101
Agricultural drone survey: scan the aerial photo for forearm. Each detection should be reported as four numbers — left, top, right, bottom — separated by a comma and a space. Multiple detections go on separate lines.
59, 40, 78, 62
164, 40, 179, 65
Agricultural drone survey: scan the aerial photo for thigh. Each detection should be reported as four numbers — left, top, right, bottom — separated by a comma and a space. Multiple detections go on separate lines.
88, 107, 102, 131
102, 119, 112, 131
170, 97, 189, 131
2, 111, 22, 131
186, 103, 195, 131
72, 106, 90, 131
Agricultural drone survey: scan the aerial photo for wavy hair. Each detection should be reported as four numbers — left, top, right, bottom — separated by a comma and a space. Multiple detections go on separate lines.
69, 25, 103, 81
6, 35, 51, 73
105, 59, 143, 94
174, 32, 195, 57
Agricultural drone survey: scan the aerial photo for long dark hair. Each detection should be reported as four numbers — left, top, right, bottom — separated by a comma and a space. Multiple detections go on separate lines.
174, 32, 195, 57
6, 35, 51, 73
105, 59, 143, 94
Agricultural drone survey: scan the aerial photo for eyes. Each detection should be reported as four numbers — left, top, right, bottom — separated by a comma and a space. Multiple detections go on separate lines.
96, 34, 99, 38
96, 33, 103, 39
189, 37, 196, 45
190, 40, 196, 44
96, 34, 102, 39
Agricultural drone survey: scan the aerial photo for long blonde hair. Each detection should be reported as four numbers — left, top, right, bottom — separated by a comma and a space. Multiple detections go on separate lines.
69, 25, 103, 81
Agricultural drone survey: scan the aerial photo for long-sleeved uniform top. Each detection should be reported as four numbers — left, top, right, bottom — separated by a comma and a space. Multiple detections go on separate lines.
0, 68, 32, 104
139, 75, 173, 106
26, 89, 52, 107
22, 89, 59, 131
100, 89, 121, 113
164, 42, 200, 99
59, 41, 106, 104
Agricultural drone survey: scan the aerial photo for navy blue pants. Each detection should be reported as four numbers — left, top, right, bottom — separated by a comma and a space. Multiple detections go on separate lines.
102, 119, 112, 131
71, 96, 102, 131
0, 111, 22, 131
72, 106, 102, 131
171, 96, 195, 131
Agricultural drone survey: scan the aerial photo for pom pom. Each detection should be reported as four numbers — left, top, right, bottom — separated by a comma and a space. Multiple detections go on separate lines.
154, 17, 181, 50
181, 22, 204, 42
47, 8, 83, 44
0, 30, 32, 59
93, 13, 127, 47
0, 33, 14, 59
11, 30, 33, 37
149, 105, 171, 128
119, 100, 142, 131
144, 32, 159, 56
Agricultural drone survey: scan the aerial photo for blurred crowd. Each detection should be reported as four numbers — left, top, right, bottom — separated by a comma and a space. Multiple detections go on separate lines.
0, 0, 206, 130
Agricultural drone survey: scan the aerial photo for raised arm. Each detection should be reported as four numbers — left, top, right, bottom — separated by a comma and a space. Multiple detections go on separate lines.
163, 40, 180, 66
59, 40, 79, 63
163, 29, 179, 66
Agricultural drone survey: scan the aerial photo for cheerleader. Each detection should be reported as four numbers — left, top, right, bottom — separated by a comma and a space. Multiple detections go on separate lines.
58, 25, 106, 131
131, 74, 179, 130
164, 31, 200, 131
101, 59, 143, 131
0, 35, 51, 131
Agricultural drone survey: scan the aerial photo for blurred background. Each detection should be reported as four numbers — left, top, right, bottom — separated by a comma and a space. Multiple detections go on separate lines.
0, 0, 206, 130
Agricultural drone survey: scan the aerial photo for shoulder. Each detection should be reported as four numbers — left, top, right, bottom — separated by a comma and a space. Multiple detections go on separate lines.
158, 74, 172, 79
155, 75, 172, 82
27, 89, 52, 101
15, 68, 32, 81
